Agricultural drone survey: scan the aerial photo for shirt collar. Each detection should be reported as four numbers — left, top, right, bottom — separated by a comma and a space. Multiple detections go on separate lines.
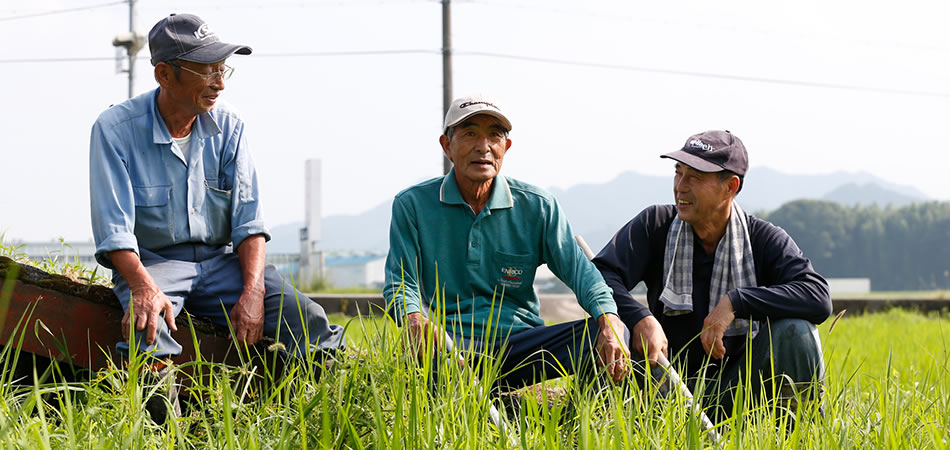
439, 168, 514, 210
149, 88, 223, 144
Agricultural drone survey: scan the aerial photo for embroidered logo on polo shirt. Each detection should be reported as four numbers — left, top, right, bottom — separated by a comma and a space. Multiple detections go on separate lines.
499, 266, 524, 289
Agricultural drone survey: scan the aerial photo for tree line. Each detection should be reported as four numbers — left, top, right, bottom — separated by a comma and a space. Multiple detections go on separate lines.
762, 200, 950, 291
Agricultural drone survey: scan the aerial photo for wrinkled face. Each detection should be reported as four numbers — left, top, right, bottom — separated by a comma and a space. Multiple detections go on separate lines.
441, 114, 511, 184
162, 59, 228, 116
673, 163, 731, 224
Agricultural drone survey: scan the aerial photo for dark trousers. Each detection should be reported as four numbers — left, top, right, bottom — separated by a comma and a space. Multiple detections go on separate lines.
685, 319, 825, 419
450, 317, 605, 391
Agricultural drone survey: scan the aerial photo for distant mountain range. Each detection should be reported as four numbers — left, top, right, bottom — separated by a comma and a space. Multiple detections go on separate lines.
266, 167, 929, 254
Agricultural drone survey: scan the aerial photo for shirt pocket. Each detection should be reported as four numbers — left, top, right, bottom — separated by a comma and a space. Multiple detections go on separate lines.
491, 251, 537, 296
132, 185, 171, 234
204, 180, 232, 240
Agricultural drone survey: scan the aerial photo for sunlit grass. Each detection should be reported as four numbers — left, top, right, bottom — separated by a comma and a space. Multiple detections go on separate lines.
2, 241, 948, 447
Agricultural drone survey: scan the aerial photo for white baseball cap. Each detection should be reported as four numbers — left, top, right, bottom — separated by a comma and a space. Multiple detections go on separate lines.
442, 94, 512, 134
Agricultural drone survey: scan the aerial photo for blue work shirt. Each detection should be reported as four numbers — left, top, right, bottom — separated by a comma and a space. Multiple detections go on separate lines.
89, 88, 269, 268
383, 169, 617, 339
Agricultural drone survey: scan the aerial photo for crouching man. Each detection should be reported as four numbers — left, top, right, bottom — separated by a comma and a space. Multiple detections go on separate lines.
383, 95, 630, 391
593, 130, 832, 419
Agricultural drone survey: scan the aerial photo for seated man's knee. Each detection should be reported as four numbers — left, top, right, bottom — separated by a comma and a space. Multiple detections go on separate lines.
762, 319, 824, 382
768, 319, 820, 354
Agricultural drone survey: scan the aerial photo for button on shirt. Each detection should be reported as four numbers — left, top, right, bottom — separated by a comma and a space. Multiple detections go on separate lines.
383, 169, 617, 339
89, 88, 269, 268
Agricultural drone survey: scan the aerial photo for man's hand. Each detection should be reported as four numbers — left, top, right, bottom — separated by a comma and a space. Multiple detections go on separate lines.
405, 312, 440, 359
701, 294, 735, 360
595, 313, 631, 383
234, 235, 267, 348
230, 284, 265, 347
631, 315, 668, 367
123, 283, 177, 345
109, 249, 177, 345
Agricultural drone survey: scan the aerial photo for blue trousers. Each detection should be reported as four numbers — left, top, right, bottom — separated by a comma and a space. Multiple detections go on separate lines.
450, 317, 608, 390
112, 243, 344, 360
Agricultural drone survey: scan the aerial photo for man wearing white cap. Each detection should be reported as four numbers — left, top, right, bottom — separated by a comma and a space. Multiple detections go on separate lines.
89, 13, 343, 422
383, 95, 630, 389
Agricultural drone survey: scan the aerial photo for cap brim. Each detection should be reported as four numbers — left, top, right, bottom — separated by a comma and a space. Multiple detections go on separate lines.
660, 150, 724, 172
178, 42, 252, 64
445, 110, 512, 133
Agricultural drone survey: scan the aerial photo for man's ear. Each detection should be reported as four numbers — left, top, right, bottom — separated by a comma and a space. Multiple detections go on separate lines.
154, 63, 173, 88
727, 175, 740, 195
504, 138, 512, 153
439, 134, 451, 160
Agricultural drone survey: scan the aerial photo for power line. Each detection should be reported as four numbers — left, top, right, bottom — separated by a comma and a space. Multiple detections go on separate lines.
0, 1, 126, 22
458, 50, 950, 99
2, 49, 947, 100
0, 49, 439, 64
251, 49, 440, 58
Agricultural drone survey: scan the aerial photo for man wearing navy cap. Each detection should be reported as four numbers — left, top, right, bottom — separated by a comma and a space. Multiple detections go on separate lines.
593, 130, 832, 419
89, 13, 343, 422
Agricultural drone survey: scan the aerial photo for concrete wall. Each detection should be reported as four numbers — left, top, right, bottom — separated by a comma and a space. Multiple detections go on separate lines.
827, 278, 871, 294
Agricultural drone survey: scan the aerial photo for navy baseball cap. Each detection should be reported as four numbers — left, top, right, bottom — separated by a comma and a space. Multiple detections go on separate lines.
661, 130, 748, 176
148, 13, 252, 66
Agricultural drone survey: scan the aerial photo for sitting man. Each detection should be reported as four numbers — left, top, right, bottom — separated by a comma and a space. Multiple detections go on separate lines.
593, 130, 832, 419
383, 94, 630, 390
89, 13, 343, 421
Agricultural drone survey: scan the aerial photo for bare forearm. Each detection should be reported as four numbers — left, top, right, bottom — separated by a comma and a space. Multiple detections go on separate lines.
108, 250, 157, 292
237, 234, 266, 295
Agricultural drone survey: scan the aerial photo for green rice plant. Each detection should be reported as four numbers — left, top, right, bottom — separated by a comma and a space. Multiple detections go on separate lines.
1, 253, 949, 450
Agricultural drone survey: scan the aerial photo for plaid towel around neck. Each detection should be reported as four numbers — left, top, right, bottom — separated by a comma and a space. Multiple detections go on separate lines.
659, 202, 758, 337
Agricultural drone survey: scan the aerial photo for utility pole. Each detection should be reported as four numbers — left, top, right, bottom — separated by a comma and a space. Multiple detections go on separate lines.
112, 0, 145, 99
441, 0, 453, 175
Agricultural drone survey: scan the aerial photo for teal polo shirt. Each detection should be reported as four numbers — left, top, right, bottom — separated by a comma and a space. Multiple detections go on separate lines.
383, 169, 617, 339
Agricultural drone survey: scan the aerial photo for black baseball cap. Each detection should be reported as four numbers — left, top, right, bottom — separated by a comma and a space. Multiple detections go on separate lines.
148, 13, 252, 66
660, 130, 748, 176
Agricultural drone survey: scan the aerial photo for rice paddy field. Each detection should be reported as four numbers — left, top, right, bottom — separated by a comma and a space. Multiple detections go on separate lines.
0, 302, 947, 449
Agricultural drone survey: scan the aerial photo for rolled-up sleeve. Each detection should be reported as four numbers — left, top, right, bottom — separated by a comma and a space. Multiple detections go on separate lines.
383, 195, 424, 324
89, 120, 138, 269
226, 122, 270, 249
542, 198, 617, 319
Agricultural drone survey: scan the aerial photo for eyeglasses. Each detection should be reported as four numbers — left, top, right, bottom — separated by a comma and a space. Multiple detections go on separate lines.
166, 61, 234, 83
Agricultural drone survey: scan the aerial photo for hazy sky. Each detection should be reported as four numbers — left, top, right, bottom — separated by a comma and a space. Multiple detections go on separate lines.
2, 0, 948, 243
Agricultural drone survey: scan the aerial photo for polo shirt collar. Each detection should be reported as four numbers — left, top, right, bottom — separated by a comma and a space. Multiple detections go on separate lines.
150, 88, 223, 144
440, 168, 514, 210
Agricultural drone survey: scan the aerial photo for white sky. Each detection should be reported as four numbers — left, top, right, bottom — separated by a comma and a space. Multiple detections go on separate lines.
1, 0, 948, 242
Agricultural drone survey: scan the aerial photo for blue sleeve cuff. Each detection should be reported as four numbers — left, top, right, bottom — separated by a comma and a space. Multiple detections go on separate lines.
94, 232, 139, 269
232, 220, 271, 249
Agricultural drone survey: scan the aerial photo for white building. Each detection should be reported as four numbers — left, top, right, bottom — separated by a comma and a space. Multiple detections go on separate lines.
324, 254, 387, 289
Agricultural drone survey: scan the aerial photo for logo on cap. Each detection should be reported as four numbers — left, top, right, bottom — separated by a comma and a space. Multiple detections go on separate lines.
687, 139, 714, 152
460, 101, 499, 110
193, 23, 215, 40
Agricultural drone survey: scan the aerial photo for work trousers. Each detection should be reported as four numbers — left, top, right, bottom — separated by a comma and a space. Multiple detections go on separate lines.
449, 317, 610, 391
112, 243, 344, 360
677, 318, 825, 420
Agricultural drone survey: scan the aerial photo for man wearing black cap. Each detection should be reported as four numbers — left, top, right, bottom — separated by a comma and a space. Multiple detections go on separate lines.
593, 130, 832, 419
89, 13, 343, 422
